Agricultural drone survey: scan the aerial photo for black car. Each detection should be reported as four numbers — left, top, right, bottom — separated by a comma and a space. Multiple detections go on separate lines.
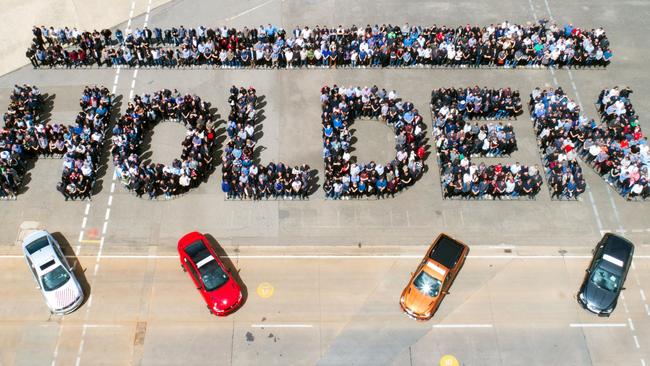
577, 233, 634, 316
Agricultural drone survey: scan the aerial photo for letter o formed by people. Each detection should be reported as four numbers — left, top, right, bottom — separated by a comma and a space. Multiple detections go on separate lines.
320, 85, 427, 200
111, 89, 217, 199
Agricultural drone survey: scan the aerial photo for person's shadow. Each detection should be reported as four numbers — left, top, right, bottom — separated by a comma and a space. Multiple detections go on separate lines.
50, 232, 91, 307
204, 233, 248, 313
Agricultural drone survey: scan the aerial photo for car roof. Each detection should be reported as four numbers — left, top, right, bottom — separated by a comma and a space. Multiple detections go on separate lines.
184, 239, 212, 264
28, 243, 61, 275
428, 234, 466, 269
602, 234, 634, 262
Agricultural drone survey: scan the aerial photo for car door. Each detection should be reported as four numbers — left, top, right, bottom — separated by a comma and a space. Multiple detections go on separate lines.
184, 257, 202, 289
25, 255, 41, 288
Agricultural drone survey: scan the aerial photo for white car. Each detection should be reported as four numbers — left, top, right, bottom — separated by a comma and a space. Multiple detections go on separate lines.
22, 230, 84, 314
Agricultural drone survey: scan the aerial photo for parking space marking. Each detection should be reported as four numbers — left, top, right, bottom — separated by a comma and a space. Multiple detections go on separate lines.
432, 324, 493, 329
569, 323, 627, 328
251, 324, 313, 328
225, 0, 276, 21
634, 335, 640, 349
628, 318, 636, 331
641, 290, 646, 302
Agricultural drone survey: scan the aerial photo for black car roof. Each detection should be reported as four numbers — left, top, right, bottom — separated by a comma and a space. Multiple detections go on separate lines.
428, 235, 465, 269
602, 234, 634, 262
184, 240, 211, 264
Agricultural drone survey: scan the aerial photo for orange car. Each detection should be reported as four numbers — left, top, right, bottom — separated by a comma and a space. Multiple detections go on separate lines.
400, 234, 469, 320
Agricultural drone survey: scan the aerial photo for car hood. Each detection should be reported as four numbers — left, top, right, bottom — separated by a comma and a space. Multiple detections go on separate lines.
583, 282, 617, 312
44, 279, 82, 311
209, 279, 241, 310
401, 286, 437, 317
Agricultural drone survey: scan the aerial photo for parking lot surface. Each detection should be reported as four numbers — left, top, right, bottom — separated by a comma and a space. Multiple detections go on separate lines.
1, 0, 649, 364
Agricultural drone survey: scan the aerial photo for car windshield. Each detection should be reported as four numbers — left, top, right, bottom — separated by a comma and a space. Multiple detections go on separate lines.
198, 260, 229, 291
590, 263, 620, 292
414, 271, 442, 297
41, 265, 70, 291
26, 236, 49, 254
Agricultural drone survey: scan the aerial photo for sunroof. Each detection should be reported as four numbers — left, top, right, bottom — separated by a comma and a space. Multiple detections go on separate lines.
39, 259, 56, 271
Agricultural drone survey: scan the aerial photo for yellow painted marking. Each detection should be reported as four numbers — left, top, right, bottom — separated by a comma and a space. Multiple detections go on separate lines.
440, 355, 459, 366
79, 239, 101, 244
257, 282, 274, 298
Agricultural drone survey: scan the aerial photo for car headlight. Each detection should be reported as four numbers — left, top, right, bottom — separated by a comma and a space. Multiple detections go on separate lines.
600, 307, 613, 314
578, 293, 586, 302
400, 297, 405, 304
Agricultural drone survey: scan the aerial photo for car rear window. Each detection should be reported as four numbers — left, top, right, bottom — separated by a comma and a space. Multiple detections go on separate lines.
26, 236, 49, 254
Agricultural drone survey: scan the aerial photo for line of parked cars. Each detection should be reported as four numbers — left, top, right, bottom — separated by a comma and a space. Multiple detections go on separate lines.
22, 230, 635, 319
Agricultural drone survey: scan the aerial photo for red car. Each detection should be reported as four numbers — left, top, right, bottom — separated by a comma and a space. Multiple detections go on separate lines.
178, 232, 243, 315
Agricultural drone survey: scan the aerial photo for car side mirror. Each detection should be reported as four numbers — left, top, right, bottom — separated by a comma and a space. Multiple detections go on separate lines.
445, 291, 450, 295
622, 287, 626, 291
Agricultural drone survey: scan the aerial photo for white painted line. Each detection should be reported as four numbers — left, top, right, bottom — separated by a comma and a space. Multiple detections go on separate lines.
624, 301, 630, 314
628, 318, 636, 331
251, 324, 313, 328
129, 90, 134, 100
110, 182, 116, 193
131, 79, 136, 89
107, 196, 113, 206
641, 358, 646, 366
102, 221, 108, 235
105, 209, 111, 221
81, 217, 87, 229
645, 303, 650, 316
543, 0, 555, 21
98, 236, 105, 257
433, 324, 493, 329
641, 289, 646, 302
113, 75, 119, 85
569, 323, 627, 328
78, 230, 84, 242
588, 190, 604, 232
93, 263, 100, 276
226, 0, 275, 21
634, 335, 640, 349
84, 203, 90, 216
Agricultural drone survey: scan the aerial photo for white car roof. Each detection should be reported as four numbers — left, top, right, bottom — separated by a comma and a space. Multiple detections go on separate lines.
23, 231, 61, 276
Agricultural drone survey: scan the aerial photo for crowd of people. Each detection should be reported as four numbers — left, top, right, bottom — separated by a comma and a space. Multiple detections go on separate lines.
220, 86, 311, 199
531, 86, 648, 200
1, 84, 112, 200
26, 21, 612, 69
320, 85, 426, 199
432, 87, 544, 199
111, 89, 218, 199
595, 88, 649, 200
1, 85, 43, 199
58, 86, 113, 200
